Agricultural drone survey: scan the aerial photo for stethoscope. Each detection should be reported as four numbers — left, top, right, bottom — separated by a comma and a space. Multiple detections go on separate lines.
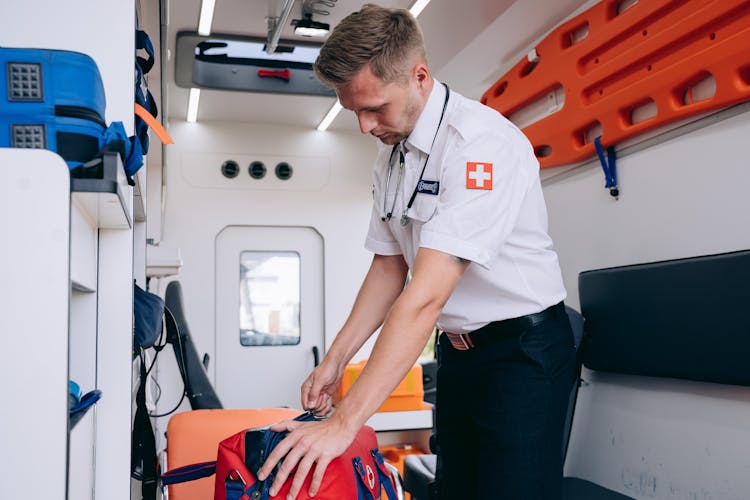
382, 82, 450, 226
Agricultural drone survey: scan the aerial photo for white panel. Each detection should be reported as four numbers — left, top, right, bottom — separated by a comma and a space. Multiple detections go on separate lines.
181, 152, 331, 191
69, 410, 96, 500
0, 149, 69, 500
544, 108, 750, 311
566, 372, 750, 499
95, 228, 134, 500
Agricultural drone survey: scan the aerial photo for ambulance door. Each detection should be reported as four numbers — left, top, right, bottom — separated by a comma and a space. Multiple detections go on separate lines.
215, 226, 324, 408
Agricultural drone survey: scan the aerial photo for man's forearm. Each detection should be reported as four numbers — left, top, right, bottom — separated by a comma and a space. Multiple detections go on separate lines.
331, 248, 469, 432
325, 253, 409, 368
331, 288, 442, 433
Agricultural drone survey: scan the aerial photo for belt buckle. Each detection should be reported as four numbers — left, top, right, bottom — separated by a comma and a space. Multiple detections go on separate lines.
446, 331, 474, 350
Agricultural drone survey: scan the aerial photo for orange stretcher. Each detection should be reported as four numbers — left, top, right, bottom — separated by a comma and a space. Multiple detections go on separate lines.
480, 0, 750, 168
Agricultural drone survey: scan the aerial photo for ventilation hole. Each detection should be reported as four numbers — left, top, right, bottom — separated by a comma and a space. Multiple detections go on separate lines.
642, 29, 648, 36
221, 160, 240, 179
12, 124, 46, 148
535, 145, 553, 158
599, 89, 604, 95
275, 162, 293, 180
248, 161, 266, 179
647, 64, 653, 71
595, 57, 600, 64
8, 63, 43, 101
709, 32, 716, 41
494, 81, 508, 98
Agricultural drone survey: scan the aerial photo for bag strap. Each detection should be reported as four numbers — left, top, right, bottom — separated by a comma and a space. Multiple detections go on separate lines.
160, 461, 217, 486
131, 359, 158, 500
371, 449, 399, 500
136, 30, 155, 74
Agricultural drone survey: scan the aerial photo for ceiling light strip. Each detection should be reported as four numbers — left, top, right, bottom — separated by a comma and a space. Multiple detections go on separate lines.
409, 0, 432, 17
316, 0, 432, 131
198, 0, 216, 36
316, 100, 343, 131
190, 0, 216, 121
187, 88, 201, 123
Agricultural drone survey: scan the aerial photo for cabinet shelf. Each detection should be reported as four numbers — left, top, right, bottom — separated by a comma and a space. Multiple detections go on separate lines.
71, 153, 132, 229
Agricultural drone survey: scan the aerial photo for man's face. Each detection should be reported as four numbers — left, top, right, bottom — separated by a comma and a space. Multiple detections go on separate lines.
336, 64, 424, 145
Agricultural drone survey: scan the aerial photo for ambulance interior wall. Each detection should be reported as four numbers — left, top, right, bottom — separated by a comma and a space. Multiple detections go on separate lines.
542, 106, 750, 499
152, 120, 378, 442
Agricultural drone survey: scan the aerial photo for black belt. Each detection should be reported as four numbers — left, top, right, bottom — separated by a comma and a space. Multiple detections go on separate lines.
443, 301, 566, 351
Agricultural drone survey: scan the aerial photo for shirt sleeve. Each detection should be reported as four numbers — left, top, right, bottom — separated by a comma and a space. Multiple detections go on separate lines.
419, 127, 535, 268
365, 203, 402, 255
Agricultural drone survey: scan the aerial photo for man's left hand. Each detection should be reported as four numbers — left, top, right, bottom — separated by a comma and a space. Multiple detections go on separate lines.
257, 416, 357, 499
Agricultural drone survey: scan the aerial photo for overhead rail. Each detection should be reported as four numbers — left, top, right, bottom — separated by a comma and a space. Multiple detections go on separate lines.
480, 0, 750, 168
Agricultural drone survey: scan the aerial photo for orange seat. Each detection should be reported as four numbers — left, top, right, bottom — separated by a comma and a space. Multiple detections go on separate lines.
164, 408, 301, 500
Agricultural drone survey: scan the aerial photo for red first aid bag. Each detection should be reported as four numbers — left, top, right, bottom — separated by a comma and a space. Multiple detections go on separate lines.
161, 412, 399, 500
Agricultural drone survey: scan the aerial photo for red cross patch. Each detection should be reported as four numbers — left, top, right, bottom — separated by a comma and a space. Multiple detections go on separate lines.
466, 162, 493, 190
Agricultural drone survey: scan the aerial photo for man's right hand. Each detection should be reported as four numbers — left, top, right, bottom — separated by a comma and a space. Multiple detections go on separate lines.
301, 358, 344, 416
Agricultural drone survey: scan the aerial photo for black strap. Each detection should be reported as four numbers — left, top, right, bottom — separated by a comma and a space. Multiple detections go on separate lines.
131, 357, 158, 500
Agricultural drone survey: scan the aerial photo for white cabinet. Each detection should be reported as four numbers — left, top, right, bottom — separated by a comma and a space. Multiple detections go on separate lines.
0, 149, 135, 500
0, 150, 70, 500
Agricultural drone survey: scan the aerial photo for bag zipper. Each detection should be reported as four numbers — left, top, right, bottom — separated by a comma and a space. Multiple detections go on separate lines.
55, 105, 106, 128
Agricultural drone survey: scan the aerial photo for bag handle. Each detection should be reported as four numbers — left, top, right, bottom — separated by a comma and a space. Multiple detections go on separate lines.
243, 412, 319, 500
160, 461, 217, 486
371, 449, 400, 500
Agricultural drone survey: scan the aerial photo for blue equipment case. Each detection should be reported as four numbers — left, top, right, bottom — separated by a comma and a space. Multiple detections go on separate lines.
0, 47, 107, 167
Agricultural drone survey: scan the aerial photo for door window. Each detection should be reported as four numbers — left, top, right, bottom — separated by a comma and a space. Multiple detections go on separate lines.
239, 251, 300, 346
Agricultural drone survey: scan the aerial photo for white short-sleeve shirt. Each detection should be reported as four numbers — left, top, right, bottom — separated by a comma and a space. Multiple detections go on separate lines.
365, 80, 567, 334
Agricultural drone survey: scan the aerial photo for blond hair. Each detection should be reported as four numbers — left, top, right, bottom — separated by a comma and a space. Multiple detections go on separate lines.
314, 4, 427, 87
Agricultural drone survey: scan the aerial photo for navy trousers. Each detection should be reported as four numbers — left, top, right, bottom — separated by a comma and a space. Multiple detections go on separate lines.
436, 308, 576, 499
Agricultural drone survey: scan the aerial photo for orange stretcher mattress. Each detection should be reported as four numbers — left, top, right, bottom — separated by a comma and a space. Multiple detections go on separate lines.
165, 408, 301, 500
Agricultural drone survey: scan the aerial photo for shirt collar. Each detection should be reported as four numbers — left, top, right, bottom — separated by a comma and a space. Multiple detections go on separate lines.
405, 79, 447, 155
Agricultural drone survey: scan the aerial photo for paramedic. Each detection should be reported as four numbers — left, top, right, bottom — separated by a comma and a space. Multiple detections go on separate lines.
258, 4, 576, 499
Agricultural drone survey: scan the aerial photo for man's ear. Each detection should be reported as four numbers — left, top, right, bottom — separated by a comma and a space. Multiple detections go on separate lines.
413, 62, 431, 92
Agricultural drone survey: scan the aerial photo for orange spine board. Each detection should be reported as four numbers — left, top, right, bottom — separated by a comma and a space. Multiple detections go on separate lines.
480, 0, 750, 168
